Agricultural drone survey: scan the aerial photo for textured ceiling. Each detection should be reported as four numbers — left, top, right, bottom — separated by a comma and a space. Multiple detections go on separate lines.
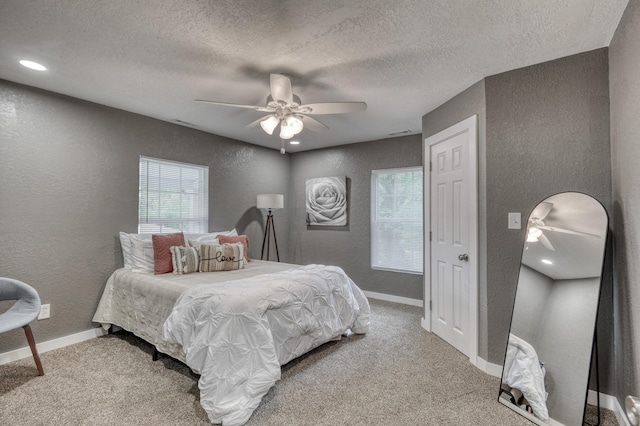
521, 193, 608, 280
0, 0, 628, 152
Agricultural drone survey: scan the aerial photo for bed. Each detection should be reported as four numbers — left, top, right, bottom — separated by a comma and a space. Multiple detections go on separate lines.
92, 259, 370, 425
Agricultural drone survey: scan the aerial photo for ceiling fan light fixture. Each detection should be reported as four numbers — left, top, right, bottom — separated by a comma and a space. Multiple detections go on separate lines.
196, 73, 366, 146
285, 115, 304, 135
279, 121, 296, 139
527, 227, 542, 242
260, 116, 279, 135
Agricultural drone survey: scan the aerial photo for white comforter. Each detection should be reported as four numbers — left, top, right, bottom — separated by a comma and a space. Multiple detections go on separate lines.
162, 264, 370, 426
502, 333, 548, 421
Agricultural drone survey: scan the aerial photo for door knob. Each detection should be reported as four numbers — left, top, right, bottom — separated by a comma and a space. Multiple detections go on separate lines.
458, 254, 469, 261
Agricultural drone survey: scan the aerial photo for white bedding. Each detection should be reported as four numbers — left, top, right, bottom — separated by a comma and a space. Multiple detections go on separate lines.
502, 333, 548, 421
92, 261, 370, 425
92, 261, 303, 361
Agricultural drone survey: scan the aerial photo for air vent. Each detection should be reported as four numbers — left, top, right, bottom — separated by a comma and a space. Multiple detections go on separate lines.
173, 119, 196, 127
388, 129, 412, 136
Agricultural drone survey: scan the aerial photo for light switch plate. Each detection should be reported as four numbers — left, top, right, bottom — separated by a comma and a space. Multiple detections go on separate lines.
508, 212, 521, 229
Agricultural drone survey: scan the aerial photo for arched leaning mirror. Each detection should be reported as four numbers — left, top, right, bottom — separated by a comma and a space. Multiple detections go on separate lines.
498, 192, 608, 426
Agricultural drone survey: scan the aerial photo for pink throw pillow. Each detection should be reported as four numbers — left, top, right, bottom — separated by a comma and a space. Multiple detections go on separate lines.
218, 235, 251, 262
152, 232, 186, 274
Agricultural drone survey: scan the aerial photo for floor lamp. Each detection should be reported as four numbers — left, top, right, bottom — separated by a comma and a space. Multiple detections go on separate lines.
257, 194, 284, 261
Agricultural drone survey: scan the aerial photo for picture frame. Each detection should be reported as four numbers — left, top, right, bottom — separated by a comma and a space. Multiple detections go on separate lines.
305, 176, 348, 227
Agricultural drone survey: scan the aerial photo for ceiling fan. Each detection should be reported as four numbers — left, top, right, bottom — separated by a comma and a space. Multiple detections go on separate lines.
195, 73, 367, 141
526, 202, 600, 251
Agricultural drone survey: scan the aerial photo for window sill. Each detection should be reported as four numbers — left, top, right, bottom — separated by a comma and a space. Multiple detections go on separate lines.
371, 266, 423, 276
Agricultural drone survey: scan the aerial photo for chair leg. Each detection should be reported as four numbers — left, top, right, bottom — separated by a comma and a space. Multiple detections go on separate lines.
23, 324, 44, 376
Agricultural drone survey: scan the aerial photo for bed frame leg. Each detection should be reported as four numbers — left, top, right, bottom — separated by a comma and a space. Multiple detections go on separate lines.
152, 348, 159, 361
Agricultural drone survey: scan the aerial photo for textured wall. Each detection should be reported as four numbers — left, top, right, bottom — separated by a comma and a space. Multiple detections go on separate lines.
289, 136, 423, 300
422, 51, 612, 376
0, 80, 290, 352
510, 265, 552, 346
421, 80, 489, 357
609, 0, 640, 407
536, 276, 601, 425
484, 48, 613, 391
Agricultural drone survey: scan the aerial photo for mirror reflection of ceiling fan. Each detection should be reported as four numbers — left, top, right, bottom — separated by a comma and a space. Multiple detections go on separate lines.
195, 73, 367, 143
526, 202, 600, 251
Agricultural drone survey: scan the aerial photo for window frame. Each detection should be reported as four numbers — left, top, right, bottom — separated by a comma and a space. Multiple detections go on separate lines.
370, 166, 424, 275
138, 156, 209, 234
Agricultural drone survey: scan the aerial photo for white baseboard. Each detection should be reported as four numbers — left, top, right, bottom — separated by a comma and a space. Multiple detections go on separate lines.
420, 317, 430, 332
0, 327, 106, 366
588, 390, 630, 426
364, 290, 423, 307
475, 356, 503, 378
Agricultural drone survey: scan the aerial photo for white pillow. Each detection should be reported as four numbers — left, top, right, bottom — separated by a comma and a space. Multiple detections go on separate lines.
188, 239, 219, 247
118, 231, 135, 269
119, 229, 237, 272
129, 234, 155, 273
191, 229, 238, 242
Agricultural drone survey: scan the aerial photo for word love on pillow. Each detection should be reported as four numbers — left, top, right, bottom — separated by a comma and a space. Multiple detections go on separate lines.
199, 243, 246, 272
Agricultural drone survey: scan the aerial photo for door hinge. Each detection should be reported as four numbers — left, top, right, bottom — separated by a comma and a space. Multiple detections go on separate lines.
429, 231, 432, 241
429, 162, 432, 172
429, 300, 432, 311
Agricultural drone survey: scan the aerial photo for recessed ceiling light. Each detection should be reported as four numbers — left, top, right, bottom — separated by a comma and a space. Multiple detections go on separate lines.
541, 259, 553, 265
19, 60, 47, 71
290, 140, 300, 145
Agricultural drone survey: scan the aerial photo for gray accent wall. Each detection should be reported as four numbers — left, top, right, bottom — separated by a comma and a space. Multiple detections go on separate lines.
289, 136, 423, 300
0, 80, 291, 352
484, 48, 612, 374
422, 49, 612, 390
609, 0, 640, 409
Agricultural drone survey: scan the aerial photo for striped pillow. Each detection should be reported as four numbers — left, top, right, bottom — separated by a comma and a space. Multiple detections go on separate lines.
170, 246, 199, 275
199, 243, 245, 272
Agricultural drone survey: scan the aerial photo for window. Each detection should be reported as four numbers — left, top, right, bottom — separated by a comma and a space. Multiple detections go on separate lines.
371, 167, 423, 274
138, 156, 209, 233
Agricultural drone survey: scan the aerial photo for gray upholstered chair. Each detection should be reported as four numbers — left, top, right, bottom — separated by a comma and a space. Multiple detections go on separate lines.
0, 278, 44, 375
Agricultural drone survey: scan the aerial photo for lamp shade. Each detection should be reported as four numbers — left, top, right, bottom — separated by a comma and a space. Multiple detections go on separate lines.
257, 194, 284, 210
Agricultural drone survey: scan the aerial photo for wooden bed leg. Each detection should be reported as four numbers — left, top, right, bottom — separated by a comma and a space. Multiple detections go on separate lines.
152, 348, 159, 361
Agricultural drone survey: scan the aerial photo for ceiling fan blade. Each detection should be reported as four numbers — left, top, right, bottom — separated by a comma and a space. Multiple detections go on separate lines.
300, 115, 329, 132
195, 99, 274, 112
531, 202, 553, 220
270, 74, 293, 104
246, 115, 274, 128
297, 102, 367, 114
538, 233, 556, 251
538, 225, 601, 238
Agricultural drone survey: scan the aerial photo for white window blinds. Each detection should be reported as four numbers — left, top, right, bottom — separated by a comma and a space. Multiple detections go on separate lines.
138, 156, 209, 234
371, 167, 424, 274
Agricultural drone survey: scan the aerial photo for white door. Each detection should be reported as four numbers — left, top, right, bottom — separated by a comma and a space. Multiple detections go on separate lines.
423, 116, 478, 362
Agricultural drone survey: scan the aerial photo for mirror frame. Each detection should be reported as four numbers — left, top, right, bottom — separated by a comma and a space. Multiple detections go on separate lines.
497, 191, 609, 426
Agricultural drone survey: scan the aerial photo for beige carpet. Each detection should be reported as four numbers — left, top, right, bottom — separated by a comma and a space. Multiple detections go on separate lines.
0, 300, 616, 425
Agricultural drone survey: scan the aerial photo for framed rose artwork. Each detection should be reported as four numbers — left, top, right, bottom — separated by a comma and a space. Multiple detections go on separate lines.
305, 176, 348, 227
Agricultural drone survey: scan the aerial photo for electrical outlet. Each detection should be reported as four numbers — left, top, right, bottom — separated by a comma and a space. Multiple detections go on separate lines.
38, 304, 50, 320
